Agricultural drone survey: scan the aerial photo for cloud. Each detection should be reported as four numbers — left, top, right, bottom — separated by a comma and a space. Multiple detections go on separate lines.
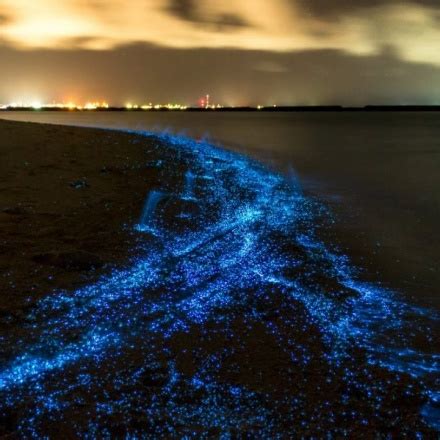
165, 0, 250, 29
1, 42, 439, 106
254, 60, 288, 73
0, 0, 440, 67
345, 4, 440, 65
166, 0, 197, 22
0, 14, 11, 25
296, 0, 440, 19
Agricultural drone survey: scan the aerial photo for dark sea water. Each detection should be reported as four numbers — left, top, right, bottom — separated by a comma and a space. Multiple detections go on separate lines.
2, 111, 439, 309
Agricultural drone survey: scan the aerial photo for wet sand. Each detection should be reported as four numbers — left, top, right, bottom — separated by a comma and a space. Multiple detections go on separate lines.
0, 120, 438, 437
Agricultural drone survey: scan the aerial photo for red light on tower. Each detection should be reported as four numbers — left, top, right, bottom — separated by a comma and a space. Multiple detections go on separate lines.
199, 94, 211, 109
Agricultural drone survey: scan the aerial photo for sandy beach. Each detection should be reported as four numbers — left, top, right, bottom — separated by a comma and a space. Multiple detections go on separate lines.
0, 120, 172, 310
0, 119, 438, 437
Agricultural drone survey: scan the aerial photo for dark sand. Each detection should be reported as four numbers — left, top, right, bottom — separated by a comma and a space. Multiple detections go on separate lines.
0, 119, 169, 310
0, 120, 437, 437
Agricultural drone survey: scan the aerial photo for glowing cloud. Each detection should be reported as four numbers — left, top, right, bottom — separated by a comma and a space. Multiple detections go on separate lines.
1, 0, 440, 65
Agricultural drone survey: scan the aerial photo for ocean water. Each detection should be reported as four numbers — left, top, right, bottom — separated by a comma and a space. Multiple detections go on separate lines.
2, 111, 439, 309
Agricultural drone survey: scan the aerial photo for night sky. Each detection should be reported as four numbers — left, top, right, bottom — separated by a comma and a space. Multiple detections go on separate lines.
1, 0, 440, 106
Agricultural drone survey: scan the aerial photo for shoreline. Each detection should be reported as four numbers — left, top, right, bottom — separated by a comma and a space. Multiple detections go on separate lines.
0, 120, 438, 436
3, 105, 440, 112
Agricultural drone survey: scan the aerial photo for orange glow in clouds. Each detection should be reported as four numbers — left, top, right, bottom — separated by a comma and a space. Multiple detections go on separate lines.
1, 0, 440, 65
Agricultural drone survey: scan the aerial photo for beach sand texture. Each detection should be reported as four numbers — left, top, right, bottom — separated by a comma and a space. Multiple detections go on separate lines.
0, 120, 170, 308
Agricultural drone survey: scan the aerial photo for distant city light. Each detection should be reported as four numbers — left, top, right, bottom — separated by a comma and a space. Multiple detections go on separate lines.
0, 92, 263, 111
1, 100, 111, 111
0, 97, 266, 111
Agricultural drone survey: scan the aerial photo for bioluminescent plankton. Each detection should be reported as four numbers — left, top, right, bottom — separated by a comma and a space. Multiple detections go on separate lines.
0, 132, 438, 436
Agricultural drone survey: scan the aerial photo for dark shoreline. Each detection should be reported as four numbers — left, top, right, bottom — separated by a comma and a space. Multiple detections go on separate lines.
2, 105, 440, 112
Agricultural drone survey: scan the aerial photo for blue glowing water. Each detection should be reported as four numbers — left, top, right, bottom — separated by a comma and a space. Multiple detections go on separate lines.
0, 131, 438, 436
182, 170, 196, 201
137, 190, 165, 233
